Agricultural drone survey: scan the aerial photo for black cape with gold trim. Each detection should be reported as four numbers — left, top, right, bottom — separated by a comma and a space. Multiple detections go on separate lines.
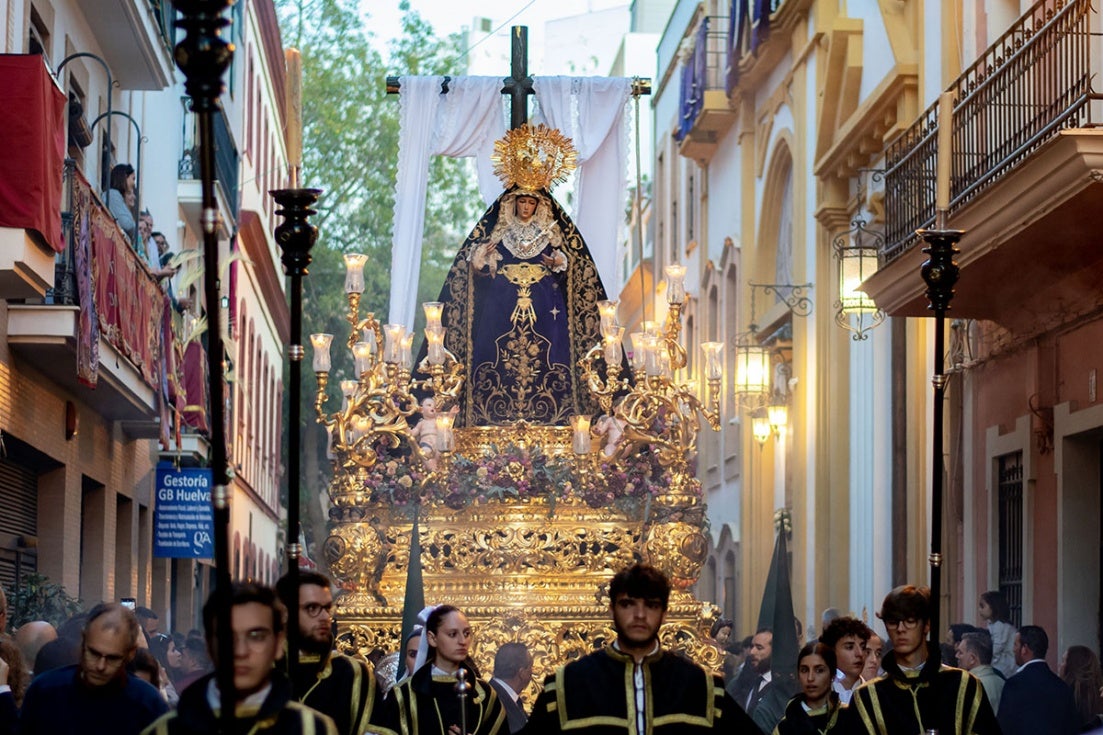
849, 642, 999, 735
421, 186, 607, 427
374, 661, 506, 735
523, 646, 763, 734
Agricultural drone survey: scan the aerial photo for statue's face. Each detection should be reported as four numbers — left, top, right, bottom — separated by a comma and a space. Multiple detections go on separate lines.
515, 195, 538, 221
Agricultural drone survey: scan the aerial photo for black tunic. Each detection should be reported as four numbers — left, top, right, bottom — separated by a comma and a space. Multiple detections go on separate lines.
773, 693, 851, 735
849, 643, 1000, 735
522, 646, 763, 734
375, 662, 506, 735
142, 671, 338, 735
287, 650, 381, 735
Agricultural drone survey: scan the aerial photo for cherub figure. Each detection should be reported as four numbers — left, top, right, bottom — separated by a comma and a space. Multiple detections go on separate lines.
593, 413, 626, 458
410, 397, 458, 469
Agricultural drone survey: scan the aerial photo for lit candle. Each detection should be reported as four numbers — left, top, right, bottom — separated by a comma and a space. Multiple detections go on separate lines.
936, 91, 954, 211
629, 331, 649, 371
658, 347, 672, 379
643, 337, 661, 377
570, 414, 592, 454
603, 326, 624, 366
423, 301, 444, 331
426, 327, 445, 366
400, 333, 414, 370
361, 327, 377, 356
310, 333, 333, 373
435, 413, 455, 453
664, 263, 686, 304
383, 324, 405, 364
701, 342, 723, 380
285, 48, 303, 188
597, 300, 619, 339
340, 379, 358, 410
344, 253, 367, 294
352, 341, 372, 377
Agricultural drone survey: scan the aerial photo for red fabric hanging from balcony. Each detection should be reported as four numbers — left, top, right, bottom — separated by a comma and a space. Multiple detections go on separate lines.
0, 54, 66, 253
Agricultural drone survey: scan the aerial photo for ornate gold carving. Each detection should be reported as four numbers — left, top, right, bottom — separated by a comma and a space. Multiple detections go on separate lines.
492, 124, 578, 192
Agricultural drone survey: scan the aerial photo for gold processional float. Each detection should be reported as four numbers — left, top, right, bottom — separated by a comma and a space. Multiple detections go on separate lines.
306, 126, 728, 694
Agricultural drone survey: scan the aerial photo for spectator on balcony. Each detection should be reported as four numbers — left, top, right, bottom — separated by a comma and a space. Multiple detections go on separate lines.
107, 163, 139, 245
151, 232, 190, 312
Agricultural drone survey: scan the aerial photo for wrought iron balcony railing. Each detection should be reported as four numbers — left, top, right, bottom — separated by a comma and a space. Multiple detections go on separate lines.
179, 102, 240, 221
883, 0, 1100, 262
676, 16, 730, 141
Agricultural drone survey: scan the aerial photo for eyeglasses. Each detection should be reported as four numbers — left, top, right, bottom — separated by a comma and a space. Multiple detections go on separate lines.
83, 645, 128, 666
882, 617, 920, 630
301, 602, 334, 618
234, 628, 274, 648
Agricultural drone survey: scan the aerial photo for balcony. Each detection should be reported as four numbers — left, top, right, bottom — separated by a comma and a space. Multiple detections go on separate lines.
79, 0, 176, 90
724, 0, 812, 95
7, 165, 209, 439
0, 56, 66, 299
864, 0, 1103, 336
178, 102, 240, 234
675, 16, 737, 162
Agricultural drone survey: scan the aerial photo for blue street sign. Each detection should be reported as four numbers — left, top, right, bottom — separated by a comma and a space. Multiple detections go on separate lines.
153, 466, 215, 558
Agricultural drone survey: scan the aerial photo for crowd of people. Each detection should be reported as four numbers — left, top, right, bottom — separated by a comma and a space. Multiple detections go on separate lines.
0, 576, 1101, 735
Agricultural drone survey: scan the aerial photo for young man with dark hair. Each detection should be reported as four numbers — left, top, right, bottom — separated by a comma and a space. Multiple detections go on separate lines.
996, 624, 1080, 735
275, 571, 382, 735
819, 616, 870, 703
524, 564, 760, 734
850, 585, 999, 735
142, 582, 337, 735
19, 603, 168, 735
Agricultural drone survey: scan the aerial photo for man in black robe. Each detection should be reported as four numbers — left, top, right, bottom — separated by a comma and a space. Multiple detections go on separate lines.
850, 584, 1000, 735
523, 564, 763, 734
276, 571, 382, 735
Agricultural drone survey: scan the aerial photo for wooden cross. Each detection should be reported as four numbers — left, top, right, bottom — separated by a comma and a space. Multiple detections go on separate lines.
386, 25, 534, 129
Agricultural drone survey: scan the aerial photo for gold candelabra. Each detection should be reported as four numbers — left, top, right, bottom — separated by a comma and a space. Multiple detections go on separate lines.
576, 263, 723, 490
309, 254, 464, 474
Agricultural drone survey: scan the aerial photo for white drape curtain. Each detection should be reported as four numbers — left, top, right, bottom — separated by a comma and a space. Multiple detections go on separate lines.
532, 76, 632, 294
389, 76, 506, 327
389, 75, 633, 327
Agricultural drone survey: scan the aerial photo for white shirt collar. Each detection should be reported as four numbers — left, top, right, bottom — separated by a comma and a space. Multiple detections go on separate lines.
492, 678, 519, 702
1015, 658, 1046, 674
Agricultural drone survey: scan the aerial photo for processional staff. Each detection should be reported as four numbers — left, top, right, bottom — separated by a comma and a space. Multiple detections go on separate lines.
173, 0, 236, 729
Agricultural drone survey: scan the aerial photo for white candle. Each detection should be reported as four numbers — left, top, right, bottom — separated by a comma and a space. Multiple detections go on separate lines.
310, 333, 333, 373
435, 413, 455, 453
664, 263, 686, 304
701, 342, 723, 380
423, 301, 444, 331
344, 253, 367, 294
426, 327, 445, 366
383, 324, 405, 364
352, 341, 372, 377
936, 91, 954, 211
570, 414, 592, 454
285, 48, 303, 188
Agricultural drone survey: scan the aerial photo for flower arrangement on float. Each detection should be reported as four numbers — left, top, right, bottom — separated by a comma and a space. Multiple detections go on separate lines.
357, 440, 677, 513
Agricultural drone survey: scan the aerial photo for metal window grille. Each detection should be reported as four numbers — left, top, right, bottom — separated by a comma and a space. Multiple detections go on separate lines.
997, 451, 1024, 628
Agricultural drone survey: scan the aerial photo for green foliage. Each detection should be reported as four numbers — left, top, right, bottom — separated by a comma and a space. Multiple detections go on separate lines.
5, 573, 83, 630
274, 0, 486, 548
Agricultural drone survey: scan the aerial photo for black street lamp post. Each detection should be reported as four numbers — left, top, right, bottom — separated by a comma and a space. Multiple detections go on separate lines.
173, 0, 235, 728
918, 223, 962, 643
271, 185, 322, 682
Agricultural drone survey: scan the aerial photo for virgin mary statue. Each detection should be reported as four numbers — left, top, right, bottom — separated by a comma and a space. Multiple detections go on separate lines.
425, 125, 609, 427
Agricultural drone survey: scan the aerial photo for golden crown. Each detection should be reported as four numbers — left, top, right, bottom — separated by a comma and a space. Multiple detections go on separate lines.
491, 124, 578, 193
